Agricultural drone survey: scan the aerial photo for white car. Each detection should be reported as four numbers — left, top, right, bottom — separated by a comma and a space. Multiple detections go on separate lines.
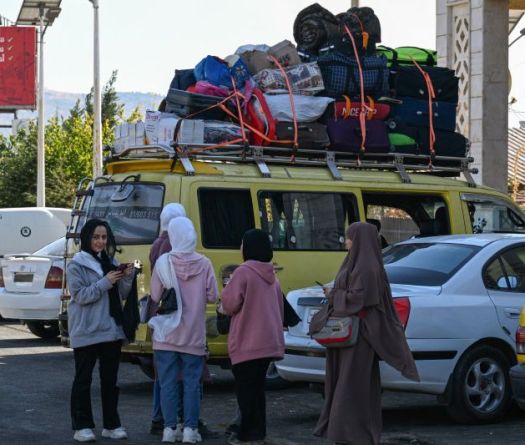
0, 237, 65, 339
277, 234, 525, 423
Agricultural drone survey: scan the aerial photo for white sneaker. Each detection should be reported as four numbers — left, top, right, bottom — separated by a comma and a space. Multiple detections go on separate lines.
101, 427, 128, 439
73, 428, 96, 442
162, 427, 178, 443
182, 427, 202, 444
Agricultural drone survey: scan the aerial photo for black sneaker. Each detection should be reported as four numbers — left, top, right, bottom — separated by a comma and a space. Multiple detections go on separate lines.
225, 423, 240, 437
150, 419, 164, 435
198, 419, 220, 439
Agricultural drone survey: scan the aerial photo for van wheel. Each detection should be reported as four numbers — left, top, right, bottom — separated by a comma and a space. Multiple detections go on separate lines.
447, 345, 512, 423
25, 321, 60, 339
265, 362, 291, 390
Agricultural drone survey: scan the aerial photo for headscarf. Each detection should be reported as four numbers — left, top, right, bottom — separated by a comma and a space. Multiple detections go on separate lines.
331, 222, 385, 313
160, 203, 186, 231
242, 229, 273, 262
79, 219, 123, 326
168, 216, 196, 253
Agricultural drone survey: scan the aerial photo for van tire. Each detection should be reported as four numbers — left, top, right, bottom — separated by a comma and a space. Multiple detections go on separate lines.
26, 320, 60, 339
447, 345, 512, 423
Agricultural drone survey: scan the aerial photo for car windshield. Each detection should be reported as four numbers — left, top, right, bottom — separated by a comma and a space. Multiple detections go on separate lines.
383, 242, 481, 286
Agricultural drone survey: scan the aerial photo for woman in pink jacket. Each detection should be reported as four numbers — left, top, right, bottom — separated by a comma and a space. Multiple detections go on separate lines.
149, 217, 218, 444
221, 229, 284, 445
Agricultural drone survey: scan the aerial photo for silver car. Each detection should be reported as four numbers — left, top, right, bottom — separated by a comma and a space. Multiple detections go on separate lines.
277, 234, 525, 423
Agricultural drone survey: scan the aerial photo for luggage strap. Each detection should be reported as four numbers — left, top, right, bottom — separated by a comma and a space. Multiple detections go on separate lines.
410, 59, 436, 159
348, 12, 369, 50
343, 24, 368, 155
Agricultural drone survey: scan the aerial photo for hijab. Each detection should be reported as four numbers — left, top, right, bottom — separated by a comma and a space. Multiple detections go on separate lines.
160, 203, 186, 231
79, 219, 123, 326
168, 216, 197, 253
242, 229, 273, 262
332, 222, 385, 309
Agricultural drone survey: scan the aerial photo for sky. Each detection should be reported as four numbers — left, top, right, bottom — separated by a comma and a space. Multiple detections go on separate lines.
0, 0, 524, 127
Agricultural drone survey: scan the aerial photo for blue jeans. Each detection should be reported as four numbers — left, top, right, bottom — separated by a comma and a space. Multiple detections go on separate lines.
154, 350, 203, 429
152, 378, 183, 423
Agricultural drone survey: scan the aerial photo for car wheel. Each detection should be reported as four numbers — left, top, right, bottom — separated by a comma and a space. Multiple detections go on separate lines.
265, 362, 291, 390
447, 345, 512, 423
25, 320, 60, 339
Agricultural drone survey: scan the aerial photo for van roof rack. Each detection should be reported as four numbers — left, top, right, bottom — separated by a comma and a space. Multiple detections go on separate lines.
108, 143, 478, 187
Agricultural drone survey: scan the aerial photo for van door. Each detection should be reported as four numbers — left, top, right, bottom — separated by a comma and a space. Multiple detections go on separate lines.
483, 244, 525, 340
255, 188, 360, 292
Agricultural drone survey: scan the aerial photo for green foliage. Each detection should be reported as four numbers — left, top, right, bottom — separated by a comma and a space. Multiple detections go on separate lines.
0, 72, 139, 208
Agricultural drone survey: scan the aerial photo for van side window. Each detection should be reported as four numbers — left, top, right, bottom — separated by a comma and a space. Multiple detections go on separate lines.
363, 193, 450, 243
198, 188, 254, 249
461, 193, 525, 234
258, 191, 358, 251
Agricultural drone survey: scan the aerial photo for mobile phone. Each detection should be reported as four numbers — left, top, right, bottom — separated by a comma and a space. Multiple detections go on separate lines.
315, 281, 324, 287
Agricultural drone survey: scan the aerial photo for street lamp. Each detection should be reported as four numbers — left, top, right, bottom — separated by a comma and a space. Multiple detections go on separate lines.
509, 27, 525, 48
89, 0, 102, 178
16, 0, 62, 207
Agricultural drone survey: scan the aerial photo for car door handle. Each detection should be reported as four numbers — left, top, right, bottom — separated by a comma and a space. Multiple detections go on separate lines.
504, 307, 521, 319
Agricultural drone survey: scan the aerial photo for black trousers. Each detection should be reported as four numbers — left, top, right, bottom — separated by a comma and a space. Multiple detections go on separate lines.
71, 340, 122, 430
232, 358, 271, 441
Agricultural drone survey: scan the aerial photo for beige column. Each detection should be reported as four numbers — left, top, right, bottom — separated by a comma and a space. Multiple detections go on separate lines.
436, 0, 509, 192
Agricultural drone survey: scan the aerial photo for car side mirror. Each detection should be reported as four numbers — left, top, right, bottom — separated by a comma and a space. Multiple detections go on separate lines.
497, 275, 519, 289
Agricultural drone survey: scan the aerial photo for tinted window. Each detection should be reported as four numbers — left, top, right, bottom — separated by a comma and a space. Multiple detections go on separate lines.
383, 243, 480, 286
363, 193, 450, 244
484, 246, 525, 292
258, 191, 358, 251
84, 182, 165, 244
462, 194, 525, 234
199, 188, 254, 249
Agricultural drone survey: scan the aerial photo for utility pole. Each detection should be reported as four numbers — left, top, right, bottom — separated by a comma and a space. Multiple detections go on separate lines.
90, 0, 103, 177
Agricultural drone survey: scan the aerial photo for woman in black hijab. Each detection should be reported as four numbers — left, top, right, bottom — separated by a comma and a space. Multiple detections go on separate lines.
67, 219, 135, 442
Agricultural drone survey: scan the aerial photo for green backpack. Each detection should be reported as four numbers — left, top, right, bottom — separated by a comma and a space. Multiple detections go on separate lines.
377, 45, 437, 67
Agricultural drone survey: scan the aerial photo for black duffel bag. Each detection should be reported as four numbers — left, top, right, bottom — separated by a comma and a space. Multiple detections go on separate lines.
389, 65, 459, 103
169, 69, 196, 91
316, 50, 389, 98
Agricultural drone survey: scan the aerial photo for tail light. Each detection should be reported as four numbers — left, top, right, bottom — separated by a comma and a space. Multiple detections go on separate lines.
394, 297, 411, 329
516, 326, 525, 354
45, 266, 63, 289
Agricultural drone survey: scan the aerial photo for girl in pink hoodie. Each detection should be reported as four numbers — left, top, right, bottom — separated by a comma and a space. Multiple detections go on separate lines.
221, 229, 284, 445
150, 217, 218, 444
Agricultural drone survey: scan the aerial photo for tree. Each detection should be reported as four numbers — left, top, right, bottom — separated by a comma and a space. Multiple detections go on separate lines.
126, 106, 143, 123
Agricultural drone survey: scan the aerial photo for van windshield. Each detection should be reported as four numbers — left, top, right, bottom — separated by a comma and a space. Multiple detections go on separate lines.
81, 182, 165, 244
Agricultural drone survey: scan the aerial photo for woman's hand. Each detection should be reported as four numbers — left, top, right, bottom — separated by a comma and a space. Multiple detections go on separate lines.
123, 264, 135, 276
106, 270, 124, 284
323, 287, 331, 297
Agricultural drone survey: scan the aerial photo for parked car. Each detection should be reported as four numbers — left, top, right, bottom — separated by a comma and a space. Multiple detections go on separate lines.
510, 307, 525, 409
0, 237, 65, 339
277, 234, 525, 423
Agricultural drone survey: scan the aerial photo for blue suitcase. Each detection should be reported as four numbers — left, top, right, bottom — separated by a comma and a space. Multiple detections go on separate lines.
390, 97, 457, 132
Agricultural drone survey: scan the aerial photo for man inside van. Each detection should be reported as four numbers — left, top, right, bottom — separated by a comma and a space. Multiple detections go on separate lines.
149, 203, 218, 439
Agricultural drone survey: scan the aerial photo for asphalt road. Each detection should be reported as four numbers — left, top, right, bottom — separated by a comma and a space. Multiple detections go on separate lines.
1, 322, 525, 445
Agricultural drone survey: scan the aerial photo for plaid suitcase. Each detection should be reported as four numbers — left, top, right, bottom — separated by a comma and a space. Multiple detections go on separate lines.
391, 97, 457, 131
316, 51, 389, 98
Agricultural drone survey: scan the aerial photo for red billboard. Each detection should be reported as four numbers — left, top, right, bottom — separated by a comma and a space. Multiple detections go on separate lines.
0, 26, 37, 110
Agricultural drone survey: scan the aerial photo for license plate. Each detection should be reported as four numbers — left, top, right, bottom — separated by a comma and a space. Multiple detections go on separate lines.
14, 272, 33, 283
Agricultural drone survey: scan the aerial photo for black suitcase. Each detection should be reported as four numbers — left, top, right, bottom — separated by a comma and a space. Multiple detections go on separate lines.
390, 96, 457, 132
165, 88, 227, 120
275, 122, 330, 150
389, 65, 459, 103
388, 119, 468, 158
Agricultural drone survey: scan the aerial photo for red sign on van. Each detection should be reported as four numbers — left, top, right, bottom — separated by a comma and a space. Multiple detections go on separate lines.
0, 26, 37, 110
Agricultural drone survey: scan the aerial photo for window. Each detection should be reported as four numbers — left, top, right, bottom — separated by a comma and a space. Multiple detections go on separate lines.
84, 182, 165, 244
363, 193, 450, 244
383, 242, 480, 286
461, 194, 525, 234
198, 188, 254, 249
258, 191, 358, 251
483, 246, 525, 292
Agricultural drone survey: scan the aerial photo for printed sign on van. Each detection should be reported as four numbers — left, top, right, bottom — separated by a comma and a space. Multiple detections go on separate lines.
0, 26, 37, 110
